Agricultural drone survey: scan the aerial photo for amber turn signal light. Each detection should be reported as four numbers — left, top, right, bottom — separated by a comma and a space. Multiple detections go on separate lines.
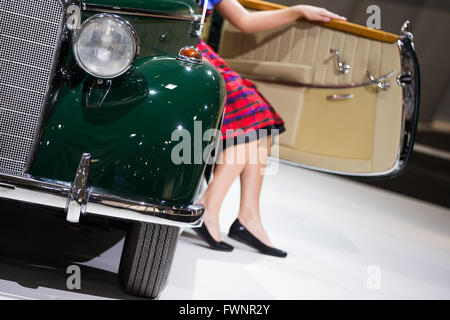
176, 46, 202, 64
180, 48, 201, 59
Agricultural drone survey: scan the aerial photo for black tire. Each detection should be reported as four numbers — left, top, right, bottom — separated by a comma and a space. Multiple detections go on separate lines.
118, 222, 179, 298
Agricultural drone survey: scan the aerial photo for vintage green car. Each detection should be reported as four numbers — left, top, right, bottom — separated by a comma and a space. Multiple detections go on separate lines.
0, 0, 420, 299
0, 0, 225, 298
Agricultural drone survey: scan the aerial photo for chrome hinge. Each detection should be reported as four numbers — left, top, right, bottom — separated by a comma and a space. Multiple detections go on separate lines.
397, 72, 413, 87
401, 20, 414, 42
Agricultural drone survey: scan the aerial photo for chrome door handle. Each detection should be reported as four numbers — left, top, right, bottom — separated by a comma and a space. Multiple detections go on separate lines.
367, 69, 397, 90
327, 93, 354, 101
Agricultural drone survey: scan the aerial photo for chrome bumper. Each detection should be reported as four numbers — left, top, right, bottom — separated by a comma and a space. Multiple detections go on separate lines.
0, 153, 204, 228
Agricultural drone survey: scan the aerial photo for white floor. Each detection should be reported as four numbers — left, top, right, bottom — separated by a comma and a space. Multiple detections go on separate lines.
0, 162, 449, 299
162, 161, 450, 299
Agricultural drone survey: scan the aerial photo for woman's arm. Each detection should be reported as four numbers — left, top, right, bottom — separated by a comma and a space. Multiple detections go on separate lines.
215, 0, 346, 34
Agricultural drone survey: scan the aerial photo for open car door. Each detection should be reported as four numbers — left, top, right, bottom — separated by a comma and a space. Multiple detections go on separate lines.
217, 0, 420, 177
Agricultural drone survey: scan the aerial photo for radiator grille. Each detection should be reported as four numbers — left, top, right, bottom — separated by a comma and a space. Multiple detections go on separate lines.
0, 0, 64, 175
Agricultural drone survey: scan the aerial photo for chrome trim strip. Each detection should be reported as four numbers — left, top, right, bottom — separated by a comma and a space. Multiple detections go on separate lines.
87, 193, 204, 226
244, 73, 397, 89
83, 3, 201, 22
271, 157, 401, 178
0, 172, 204, 228
326, 93, 354, 101
395, 35, 420, 168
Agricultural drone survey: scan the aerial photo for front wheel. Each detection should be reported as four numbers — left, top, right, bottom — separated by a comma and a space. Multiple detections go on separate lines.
118, 222, 179, 298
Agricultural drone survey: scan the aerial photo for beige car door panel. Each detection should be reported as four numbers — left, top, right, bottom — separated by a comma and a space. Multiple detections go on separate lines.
217, 2, 419, 177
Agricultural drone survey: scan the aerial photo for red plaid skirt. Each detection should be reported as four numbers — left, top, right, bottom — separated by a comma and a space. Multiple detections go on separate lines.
198, 40, 285, 146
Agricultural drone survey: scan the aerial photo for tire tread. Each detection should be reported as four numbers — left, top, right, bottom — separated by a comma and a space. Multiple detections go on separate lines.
118, 222, 179, 298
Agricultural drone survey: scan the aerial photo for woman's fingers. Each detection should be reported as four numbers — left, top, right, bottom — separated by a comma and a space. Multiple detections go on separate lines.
298, 5, 347, 23
322, 9, 347, 21
319, 15, 331, 22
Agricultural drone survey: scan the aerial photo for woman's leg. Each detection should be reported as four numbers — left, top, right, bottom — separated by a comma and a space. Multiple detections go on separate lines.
237, 135, 273, 246
198, 142, 248, 241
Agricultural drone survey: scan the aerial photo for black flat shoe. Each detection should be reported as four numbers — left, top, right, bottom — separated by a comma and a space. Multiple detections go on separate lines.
228, 219, 287, 258
193, 223, 234, 252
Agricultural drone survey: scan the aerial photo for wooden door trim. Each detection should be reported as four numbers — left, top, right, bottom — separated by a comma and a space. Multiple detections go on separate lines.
238, 0, 400, 43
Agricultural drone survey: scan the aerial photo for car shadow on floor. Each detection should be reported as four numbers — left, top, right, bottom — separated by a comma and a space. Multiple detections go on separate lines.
0, 200, 139, 299
0, 199, 276, 299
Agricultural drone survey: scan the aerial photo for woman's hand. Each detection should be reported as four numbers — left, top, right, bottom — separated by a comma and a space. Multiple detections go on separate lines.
293, 5, 347, 23
216, 0, 347, 34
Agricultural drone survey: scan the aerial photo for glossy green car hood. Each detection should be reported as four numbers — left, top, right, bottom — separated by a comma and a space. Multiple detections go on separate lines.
84, 0, 201, 15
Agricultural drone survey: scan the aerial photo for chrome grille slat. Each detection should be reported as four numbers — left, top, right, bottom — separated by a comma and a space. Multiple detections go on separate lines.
1, 0, 63, 23
0, 133, 32, 163
0, 108, 39, 139
0, 10, 61, 47
0, 158, 26, 175
0, 88, 44, 146
1, 59, 50, 93
0, 0, 64, 175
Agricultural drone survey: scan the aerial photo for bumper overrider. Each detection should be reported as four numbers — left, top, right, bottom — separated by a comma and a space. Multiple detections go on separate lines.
0, 153, 204, 228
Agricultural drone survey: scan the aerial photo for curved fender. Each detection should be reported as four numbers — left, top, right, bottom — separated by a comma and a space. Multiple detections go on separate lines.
30, 55, 226, 205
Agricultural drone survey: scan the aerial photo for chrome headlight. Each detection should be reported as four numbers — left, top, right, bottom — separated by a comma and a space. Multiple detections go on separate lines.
73, 14, 139, 79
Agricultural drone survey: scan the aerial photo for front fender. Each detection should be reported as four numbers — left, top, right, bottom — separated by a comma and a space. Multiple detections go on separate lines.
29, 55, 226, 205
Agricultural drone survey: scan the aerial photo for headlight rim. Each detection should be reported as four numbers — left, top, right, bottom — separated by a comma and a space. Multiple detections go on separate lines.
73, 13, 140, 79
